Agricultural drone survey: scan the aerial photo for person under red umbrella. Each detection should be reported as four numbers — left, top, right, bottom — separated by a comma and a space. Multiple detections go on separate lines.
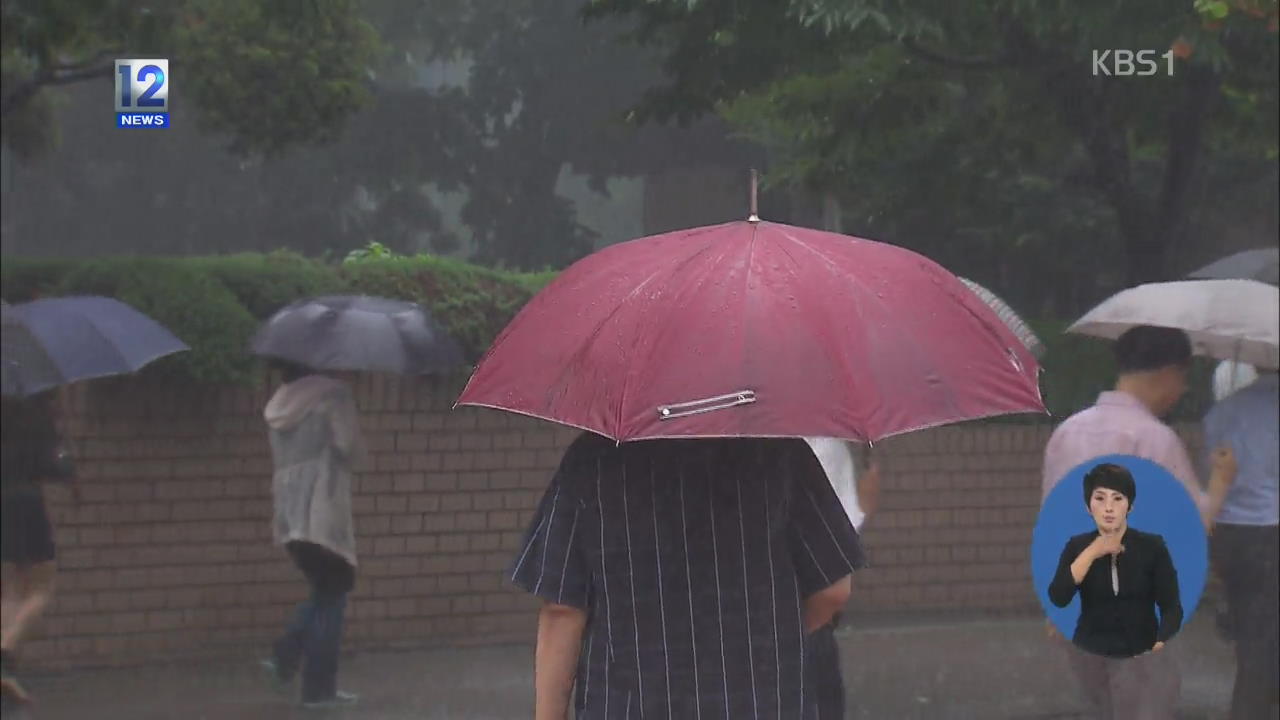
465, 180, 1046, 718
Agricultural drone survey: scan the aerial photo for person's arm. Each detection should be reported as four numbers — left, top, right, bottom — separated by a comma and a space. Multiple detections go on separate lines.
1203, 447, 1237, 530
788, 442, 867, 633
510, 440, 594, 717
853, 454, 880, 519
1049, 538, 1098, 608
535, 603, 587, 720
804, 575, 852, 632
1150, 536, 1183, 649
1166, 431, 1230, 531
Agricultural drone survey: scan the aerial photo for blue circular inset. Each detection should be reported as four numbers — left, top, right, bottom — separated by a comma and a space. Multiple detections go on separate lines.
1030, 454, 1208, 644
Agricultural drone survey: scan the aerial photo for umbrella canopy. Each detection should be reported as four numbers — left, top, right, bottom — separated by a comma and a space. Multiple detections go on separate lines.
251, 295, 465, 375
1188, 247, 1279, 285
958, 278, 1045, 358
1068, 280, 1279, 368
457, 220, 1045, 443
2, 296, 189, 397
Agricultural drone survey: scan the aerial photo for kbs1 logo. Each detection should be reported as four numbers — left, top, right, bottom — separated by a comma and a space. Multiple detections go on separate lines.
114, 59, 169, 129
1091, 50, 1175, 77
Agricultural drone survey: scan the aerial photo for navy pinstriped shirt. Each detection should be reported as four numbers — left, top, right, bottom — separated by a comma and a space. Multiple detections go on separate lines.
512, 432, 867, 719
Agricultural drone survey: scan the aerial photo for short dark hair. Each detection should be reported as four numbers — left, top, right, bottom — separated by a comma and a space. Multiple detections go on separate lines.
271, 359, 316, 384
1114, 325, 1192, 373
1084, 463, 1136, 508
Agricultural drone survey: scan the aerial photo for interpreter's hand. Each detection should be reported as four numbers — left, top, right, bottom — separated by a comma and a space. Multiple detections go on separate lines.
1045, 619, 1061, 641
1210, 446, 1238, 485
1150, 641, 1165, 653
1089, 532, 1125, 559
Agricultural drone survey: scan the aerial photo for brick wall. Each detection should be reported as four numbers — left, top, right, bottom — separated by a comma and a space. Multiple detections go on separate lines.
18, 376, 1203, 670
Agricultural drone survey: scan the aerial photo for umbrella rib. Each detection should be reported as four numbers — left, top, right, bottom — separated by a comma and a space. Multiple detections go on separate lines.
600, 236, 726, 431
769, 226, 896, 436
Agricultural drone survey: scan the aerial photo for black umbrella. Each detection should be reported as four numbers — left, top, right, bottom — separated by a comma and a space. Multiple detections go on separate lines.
251, 295, 465, 375
1188, 247, 1279, 285
2, 296, 190, 397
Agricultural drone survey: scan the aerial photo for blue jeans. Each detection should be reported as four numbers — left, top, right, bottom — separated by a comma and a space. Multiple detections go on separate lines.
273, 542, 354, 703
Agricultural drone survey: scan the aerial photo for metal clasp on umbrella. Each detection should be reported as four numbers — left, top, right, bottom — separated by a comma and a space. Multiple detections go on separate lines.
658, 390, 757, 420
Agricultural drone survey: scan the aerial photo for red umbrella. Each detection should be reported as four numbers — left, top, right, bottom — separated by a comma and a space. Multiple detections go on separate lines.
456, 220, 1045, 443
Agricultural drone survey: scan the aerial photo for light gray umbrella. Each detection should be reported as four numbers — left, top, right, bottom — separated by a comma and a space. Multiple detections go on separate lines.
1068, 279, 1279, 368
958, 278, 1045, 359
1188, 247, 1279, 285
251, 295, 465, 375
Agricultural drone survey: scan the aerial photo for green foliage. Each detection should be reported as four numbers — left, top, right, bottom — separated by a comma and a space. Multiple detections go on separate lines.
176, 0, 382, 157
1, 253, 1217, 421
343, 241, 398, 264
339, 255, 552, 360
1, 0, 381, 158
589, 0, 1279, 297
185, 251, 351, 318
0, 252, 552, 385
52, 257, 261, 384
0, 257, 81, 301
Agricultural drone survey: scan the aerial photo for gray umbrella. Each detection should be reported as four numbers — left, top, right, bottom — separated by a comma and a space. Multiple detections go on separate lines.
251, 295, 466, 375
2, 296, 190, 397
1188, 247, 1279, 285
958, 278, 1046, 359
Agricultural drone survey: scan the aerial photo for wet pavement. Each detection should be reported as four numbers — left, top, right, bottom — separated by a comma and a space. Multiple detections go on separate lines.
3, 610, 1254, 720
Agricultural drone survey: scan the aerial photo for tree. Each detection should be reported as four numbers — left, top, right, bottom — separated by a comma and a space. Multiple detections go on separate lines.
1, 0, 381, 158
585, 0, 1279, 293
2, 0, 753, 270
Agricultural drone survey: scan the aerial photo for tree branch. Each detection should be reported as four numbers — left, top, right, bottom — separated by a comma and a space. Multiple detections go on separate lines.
1, 56, 116, 118
1154, 64, 1220, 249
899, 38, 1013, 69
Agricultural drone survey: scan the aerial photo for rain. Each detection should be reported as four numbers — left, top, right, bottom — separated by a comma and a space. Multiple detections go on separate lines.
1, 1, 1277, 719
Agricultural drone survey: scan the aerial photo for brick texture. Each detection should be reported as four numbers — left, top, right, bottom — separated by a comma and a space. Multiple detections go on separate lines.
19, 375, 1204, 670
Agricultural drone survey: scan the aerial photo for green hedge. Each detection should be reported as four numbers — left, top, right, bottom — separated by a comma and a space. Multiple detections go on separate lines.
0, 253, 1213, 421
2, 251, 552, 385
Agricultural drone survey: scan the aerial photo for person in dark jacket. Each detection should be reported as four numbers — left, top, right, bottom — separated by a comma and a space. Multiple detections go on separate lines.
512, 432, 866, 720
1, 392, 77, 703
1048, 462, 1183, 719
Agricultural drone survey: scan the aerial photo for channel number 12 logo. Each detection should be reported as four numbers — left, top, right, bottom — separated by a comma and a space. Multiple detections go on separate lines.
115, 59, 169, 129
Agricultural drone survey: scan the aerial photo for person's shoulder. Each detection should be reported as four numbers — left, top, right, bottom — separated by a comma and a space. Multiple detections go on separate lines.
1126, 528, 1168, 548
567, 431, 613, 455
559, 431, 615, 472
1050, 405, 1103, 435
1139, 413, 1179, 434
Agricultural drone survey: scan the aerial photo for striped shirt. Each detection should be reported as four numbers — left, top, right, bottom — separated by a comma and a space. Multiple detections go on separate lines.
512, 433, 867, 720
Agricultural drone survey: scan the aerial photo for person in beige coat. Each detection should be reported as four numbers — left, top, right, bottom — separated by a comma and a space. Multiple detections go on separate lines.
259, 362, 363, 709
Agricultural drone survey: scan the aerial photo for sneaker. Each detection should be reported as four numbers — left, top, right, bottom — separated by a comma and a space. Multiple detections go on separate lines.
258, 658, 292, 693
301, 690, 359, 709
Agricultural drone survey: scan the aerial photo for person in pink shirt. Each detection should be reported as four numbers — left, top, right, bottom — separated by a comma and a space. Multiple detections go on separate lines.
1041, 325, 1237, 720
1043, 326, 1236, 529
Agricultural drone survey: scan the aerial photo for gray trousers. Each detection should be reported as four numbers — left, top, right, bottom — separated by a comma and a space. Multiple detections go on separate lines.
1061, 639, 1180, 720
1210, 523, 1280, 720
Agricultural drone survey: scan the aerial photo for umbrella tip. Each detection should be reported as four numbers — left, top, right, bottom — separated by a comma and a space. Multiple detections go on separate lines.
748, 169, 761, 223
